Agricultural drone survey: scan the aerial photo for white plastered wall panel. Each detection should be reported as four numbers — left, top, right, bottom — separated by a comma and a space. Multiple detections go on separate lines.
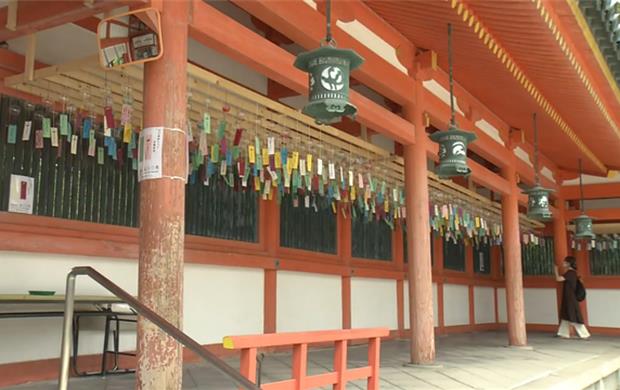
351, 277, 397, 329
587, 289, 620, 328
524, 288, 558, 325
474, 286, 495, 324
404, 281, 439, 329
0, 252, 265, 364
0, 251, 138, 364
276, 271, 342, 332
443, 284, 470, 326
497, 288, 507, 323
183, 264, 263, 344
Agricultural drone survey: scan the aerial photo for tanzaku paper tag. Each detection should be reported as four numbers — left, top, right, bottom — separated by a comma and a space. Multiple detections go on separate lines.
35, 130, 43, 149
88, 134, 96, 157
358, 173, 364, 188
317, 158, 323, 176
97, 146, 104, 164
59, 114, 69, 136
306, 154, 313, 172
123, 122, 132, 143
220, 160, 227, 176
262, 148, 269, 166
275, 152, 282, 169
42, 118, 51, 138
82, 117, 92, 139
299, 159, 306, 176
22, 121, 32, 141
50, 127, 59, 147
292, 151, 299, 170
267, 137, 275, 155
203, 113, 211, 134
121, 104, 132, 125
248, 145, 256, 164
71, 135, 78, 155
328, 162, 336, 180
7, 124, 17, 144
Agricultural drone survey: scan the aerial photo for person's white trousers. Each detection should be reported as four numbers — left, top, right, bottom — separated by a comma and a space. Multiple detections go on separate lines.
557, 320, 591, 338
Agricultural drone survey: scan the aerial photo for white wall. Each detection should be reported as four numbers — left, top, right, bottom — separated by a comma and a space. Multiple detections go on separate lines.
276, 271, 341, 332
443, 284, 470, 326
497, 288, 507, 323
474, 286, 495, 324
184, 264, 263, 344
524, 288, 558, 325
0, 251, 264, 364
587, 289, 620, 328
351, 277, 397, 329
404, 281, 439, 328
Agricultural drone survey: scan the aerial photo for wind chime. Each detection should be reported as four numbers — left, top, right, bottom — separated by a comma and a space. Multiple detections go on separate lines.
573, 159, 595, 240
523, 113, 553, 221
429, 23, 476, 178
293, 0, 364, 124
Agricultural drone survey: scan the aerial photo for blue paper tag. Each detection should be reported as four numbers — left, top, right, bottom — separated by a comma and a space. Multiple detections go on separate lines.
82, 118, 92, 139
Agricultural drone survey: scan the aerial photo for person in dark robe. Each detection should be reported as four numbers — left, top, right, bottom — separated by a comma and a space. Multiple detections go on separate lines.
554, 256, 590, 339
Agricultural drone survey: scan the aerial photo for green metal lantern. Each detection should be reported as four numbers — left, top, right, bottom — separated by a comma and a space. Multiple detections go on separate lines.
430, 24, 476, 179
573, 214, 595, 240
523, 113, 554, 221
523, 185, 554, 221
430, 125, 477, 178
294, 45, 364, 124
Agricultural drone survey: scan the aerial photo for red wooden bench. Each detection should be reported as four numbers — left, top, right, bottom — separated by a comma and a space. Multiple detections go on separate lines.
223, 327, 390, 389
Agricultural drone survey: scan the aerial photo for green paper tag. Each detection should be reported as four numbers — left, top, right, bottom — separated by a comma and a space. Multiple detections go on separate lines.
203, 113, 211, 134
232, 145, 239, 160
97, 147, 104, 165
132, 158, 138, 170
211, 144, 220, 162
42, 118, 51, 138
193, 152, 203, 169
7, 124, 17, 144
60, 114, 69, 136
217, 120, 226, 141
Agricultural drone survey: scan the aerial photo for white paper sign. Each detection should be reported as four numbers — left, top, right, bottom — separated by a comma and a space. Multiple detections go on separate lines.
8, 174, 34, 214
138, 127, 164, 182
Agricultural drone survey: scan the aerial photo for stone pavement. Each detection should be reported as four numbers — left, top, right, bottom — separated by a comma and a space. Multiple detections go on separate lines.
6, 331, 620, 389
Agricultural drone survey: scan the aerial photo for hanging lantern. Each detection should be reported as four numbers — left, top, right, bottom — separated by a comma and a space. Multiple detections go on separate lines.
572, 158, 595, 240
430, 24, 476, 179
294, 0, 364, 124
523, 113, 554, 221
574, 214, 595, 240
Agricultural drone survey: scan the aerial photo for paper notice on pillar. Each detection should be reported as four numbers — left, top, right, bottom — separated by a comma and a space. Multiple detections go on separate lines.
138, 126, 164, 182
8, 174, 34, 214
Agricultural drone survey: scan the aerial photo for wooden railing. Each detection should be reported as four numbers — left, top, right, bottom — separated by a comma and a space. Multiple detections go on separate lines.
223, 328, 390, 390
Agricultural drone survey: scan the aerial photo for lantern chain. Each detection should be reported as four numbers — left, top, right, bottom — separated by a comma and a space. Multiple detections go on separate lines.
448, 23, 456, 128
533, 112, 540, 185
325, 0, 333, 45
579, 158, 585, 213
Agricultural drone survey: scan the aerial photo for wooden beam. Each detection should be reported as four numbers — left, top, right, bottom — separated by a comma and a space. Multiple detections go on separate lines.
0, 0, 146, 42
566, 208, 620, 222
563, 183, 620, 200
6, 0, 17, 31
231, 0, 415, 105
188, 1, 415, 145
24, 33, 35, 82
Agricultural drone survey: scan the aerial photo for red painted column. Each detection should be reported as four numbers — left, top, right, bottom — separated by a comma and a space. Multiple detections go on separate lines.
553, 195, 568, 266
403, 80, 435, 364
264, 270, 277, 333
137, 3, 189, 389
501, 156, 527, 346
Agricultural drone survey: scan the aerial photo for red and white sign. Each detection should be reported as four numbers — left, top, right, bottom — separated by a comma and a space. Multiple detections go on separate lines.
8, 174, 34, 214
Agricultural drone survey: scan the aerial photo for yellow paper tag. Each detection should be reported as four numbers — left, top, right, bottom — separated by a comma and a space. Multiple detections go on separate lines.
306, 154, 313, 173
254, 176, 261, 192
123, 122, 132, 144
262, 148, 269, 166
384, 199, 389, 212
475, 217, 480, 228
275, 153, 282, 169
287, 157, 294, 175
248, 145, 256, 164
350, 186, 356, 201
292, 151, 299, 170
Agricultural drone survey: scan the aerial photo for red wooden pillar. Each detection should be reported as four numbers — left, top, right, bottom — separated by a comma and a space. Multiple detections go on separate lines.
403, 80, 435, 364
501, 156, 527, 346
137, 2, 189, 389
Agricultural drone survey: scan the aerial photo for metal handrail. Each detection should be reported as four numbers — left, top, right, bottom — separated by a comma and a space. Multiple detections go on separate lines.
58, 266, 260, 390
